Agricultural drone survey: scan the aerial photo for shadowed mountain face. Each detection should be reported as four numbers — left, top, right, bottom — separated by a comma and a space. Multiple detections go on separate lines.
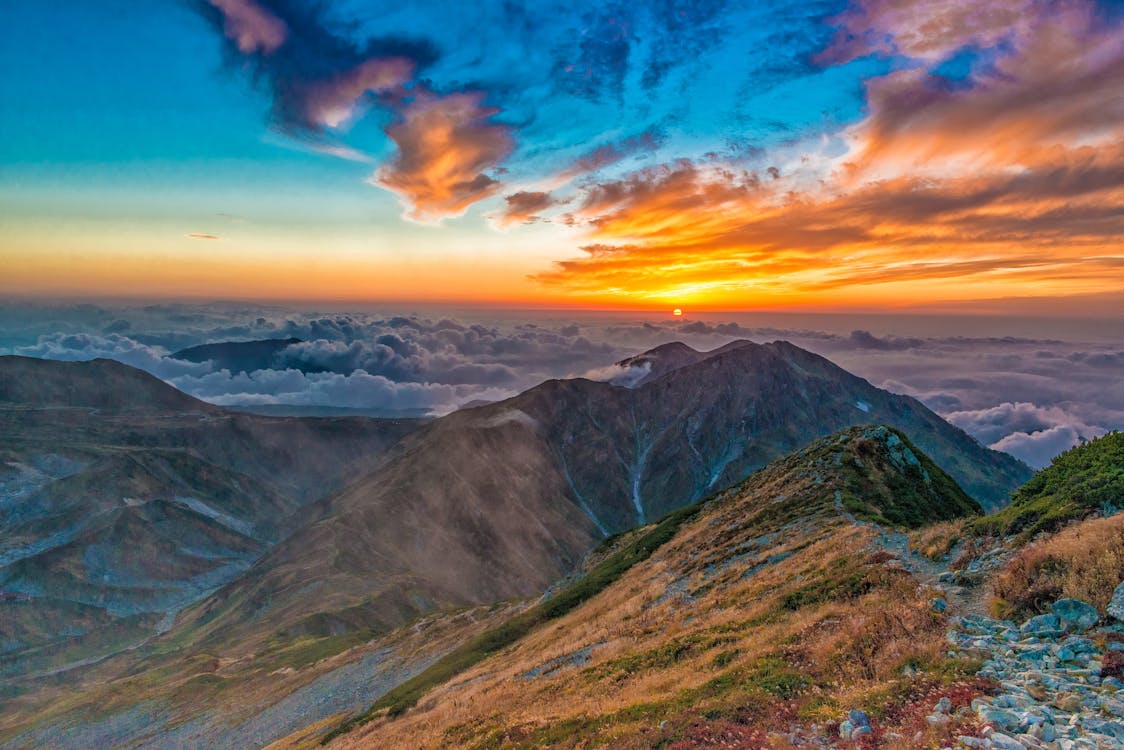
181, 340, 1028, 648
0, 356, 422, 678
170, 338, 306, 375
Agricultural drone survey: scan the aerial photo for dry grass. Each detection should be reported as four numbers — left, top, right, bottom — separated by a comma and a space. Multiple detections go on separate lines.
321, 517, 981, 749
908, 521, 966, 562
989, 514, 1124, 621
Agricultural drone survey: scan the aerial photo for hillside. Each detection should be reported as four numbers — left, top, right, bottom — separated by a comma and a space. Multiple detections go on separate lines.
0, 355, 423, 681
280, 425, 989, 749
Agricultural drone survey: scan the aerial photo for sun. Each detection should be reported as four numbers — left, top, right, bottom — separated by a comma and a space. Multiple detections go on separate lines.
672, 308, 683, 317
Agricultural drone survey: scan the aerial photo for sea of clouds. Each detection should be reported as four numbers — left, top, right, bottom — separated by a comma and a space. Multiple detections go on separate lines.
2, 302, 1120, 469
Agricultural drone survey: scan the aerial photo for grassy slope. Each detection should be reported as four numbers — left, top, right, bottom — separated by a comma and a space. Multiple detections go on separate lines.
305, 425, 986, 749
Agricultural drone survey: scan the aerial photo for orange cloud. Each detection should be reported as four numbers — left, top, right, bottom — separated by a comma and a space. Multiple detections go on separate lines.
375, 91, 514, 222
534, 0, 1124, 309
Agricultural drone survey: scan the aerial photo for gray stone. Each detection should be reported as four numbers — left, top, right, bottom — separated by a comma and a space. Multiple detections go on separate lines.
1109, 582, 1124, 622
989, 731, 1028, 749
1052, 599, 1101, 632
1022, 614, 1066, 637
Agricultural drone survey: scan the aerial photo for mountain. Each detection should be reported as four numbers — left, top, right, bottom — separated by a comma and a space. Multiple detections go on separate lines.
269, 425, 991, 748
173, 340, 1028, 653
170, 338, 307, 374
0, 355, 423, 678
1, 425, 991, 750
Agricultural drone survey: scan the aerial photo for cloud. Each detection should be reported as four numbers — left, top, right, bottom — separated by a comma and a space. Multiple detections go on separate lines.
167, 367, 515, 415
10, 333, 208, 379
990, 424, 1106, 470
207, 0, 288, 55
491, 191, 564, 227
561, 131, 663, 178
943, 402, 1106, 447
199, 0, 435, 134
848, 330, 924, 351
533, 0, 1124, 308
375, 91, 514, 221
185, 233, 222, 241
819, 0, 1037, 64
581, 361, 651, 388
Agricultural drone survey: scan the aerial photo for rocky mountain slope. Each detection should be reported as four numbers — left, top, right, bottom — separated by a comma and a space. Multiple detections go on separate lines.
177, 340, 1027, 655
0, 355, 422, 680
268, 425, 993, 748
0, 344, 1032, 749
281, 430, 1122, 750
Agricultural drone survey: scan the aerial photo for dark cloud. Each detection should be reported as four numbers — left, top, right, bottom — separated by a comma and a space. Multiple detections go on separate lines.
197, 0, 437, 133
492, 190, 564, 227
848, 330, 925, 351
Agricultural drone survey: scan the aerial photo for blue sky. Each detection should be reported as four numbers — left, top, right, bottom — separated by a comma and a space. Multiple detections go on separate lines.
2, 0, 1123, 310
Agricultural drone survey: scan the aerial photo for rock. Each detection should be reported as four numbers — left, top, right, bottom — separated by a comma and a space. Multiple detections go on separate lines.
848, 708, 870, 727
989, 731, 1028, 749
931, 597, 948, 613
1052, 599, 1100, 632
839, 720, 854, 739
934, 696, 952, 714
1109, 582, 1124, 622
1052, 694, 1084, 713
1021, 614, 1066, 637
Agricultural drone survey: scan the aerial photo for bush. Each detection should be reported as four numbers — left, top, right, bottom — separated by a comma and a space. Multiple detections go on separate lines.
989, 514, 1124, 621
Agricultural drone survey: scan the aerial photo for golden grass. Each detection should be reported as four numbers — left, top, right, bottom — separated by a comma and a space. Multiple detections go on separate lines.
908, 520, 966, 562
990, 514, 1124, 620
321, 513, 980, 749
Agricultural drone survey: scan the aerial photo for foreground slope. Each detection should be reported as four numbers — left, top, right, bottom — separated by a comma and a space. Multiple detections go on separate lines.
184, 340, 1027, 651
0, 356, 421, 679
284, 425, 987, 749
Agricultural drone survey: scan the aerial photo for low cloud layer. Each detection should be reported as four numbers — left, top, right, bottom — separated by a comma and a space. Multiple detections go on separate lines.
2, 303, 1120, 466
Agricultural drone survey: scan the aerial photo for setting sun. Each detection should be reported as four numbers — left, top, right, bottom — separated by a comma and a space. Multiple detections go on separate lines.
673, 308, 683, 317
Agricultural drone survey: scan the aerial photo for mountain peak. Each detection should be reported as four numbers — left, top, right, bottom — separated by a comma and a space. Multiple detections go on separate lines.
0, 355, 212, 412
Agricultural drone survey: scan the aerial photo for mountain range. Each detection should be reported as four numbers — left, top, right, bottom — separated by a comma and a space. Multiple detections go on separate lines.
0, 340, 1032, 748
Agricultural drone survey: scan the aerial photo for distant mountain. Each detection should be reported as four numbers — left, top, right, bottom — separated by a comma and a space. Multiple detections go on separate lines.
0, 356, 210, 412
0, 355, 422, 678
176, 340, 1028, 651
170, 338, 307, 374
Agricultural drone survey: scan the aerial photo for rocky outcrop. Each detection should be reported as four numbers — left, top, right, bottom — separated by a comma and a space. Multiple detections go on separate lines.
948, 604, 1124, 749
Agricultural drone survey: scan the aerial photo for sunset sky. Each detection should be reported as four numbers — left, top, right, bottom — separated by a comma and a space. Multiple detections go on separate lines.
2, 0, 1124, 311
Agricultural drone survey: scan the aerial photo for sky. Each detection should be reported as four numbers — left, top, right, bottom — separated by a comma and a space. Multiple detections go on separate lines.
2, 0, 1124, 312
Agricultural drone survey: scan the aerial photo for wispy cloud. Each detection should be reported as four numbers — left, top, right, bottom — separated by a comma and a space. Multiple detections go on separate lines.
185, 233, 222, 241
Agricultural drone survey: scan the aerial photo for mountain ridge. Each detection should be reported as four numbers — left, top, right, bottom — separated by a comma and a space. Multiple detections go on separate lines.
167, 338, 1028, 657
